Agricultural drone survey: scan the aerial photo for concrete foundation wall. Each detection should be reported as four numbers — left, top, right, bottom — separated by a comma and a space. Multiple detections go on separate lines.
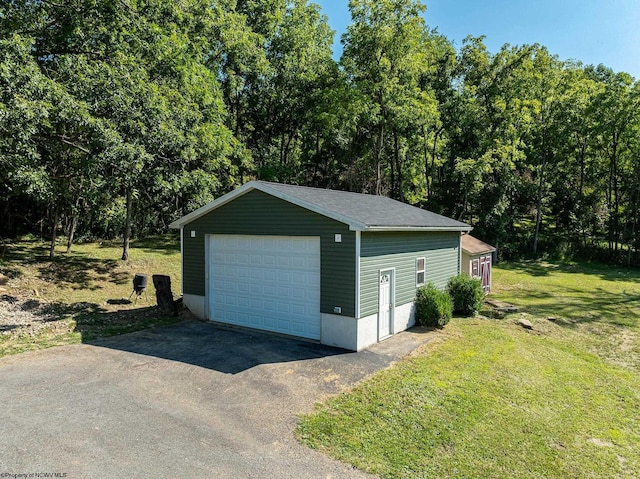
394, 301, 416, 333
356, 313, 378, 351
184, 296, 416, 352
183, 294, 206, 319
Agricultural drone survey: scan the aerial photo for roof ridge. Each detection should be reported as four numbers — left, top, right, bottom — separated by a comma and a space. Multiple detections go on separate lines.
256, 180, 383, 198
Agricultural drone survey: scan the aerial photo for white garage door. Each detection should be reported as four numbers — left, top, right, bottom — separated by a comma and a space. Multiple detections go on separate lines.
208, 235, 321, 339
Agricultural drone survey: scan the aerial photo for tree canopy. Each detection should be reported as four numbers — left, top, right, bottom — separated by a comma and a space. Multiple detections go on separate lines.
1, 0, 638, 264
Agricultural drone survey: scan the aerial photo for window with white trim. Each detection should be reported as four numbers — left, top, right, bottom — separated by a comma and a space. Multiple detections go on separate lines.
416, 257, 426, 286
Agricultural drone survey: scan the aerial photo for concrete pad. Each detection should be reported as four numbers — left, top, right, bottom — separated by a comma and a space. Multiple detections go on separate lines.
0, 320, 436, 478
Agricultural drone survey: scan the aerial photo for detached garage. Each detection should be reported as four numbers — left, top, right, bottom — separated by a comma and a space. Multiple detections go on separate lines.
170, 181, 471, 351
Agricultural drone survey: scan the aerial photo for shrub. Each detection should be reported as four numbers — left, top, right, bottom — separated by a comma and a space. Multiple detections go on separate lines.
447, 274, 484, 316
415, 282, 453, 328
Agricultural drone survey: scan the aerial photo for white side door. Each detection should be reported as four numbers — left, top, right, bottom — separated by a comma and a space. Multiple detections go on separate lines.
378, 270, 394, 339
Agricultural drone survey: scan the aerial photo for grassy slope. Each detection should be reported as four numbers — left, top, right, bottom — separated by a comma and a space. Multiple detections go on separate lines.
297, 261, 640, 479
0, 236, 182, 356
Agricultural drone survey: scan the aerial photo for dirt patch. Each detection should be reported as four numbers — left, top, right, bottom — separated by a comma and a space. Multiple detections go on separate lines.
1, 292, 182, 345
588, 437, 614, 448
0, 294, 68, 337
618, 331, 636, 352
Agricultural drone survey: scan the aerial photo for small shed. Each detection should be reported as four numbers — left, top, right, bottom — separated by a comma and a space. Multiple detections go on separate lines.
170, 181, 471, 351
461, 235, 496, 293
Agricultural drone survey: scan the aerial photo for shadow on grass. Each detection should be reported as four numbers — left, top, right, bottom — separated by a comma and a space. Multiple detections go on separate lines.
132, 235, 180, 254
497, 285, 640, 328
1, 240, 133, 290
96, 235, 180, 255
36, 255, 128, 290
0, 242, 49, 265
498, 260, 640, 282
72, 304, 180, 341
15, 299, 181, 341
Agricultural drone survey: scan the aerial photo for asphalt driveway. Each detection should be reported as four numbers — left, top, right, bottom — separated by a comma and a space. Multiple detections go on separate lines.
0, 320, 434, 478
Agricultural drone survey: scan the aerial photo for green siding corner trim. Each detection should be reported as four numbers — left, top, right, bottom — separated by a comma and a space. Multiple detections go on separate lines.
182, 189, 356, 317
359, 231, 460, 318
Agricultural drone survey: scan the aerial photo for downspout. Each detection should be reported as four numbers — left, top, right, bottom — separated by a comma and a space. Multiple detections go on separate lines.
180, 227, 184, 295
355, 231, 361, 319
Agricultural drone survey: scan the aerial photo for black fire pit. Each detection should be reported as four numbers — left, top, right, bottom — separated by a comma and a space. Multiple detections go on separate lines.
128, 273, 149, 303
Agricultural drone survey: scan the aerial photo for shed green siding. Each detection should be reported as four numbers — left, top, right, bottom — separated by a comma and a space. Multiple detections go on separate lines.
182, 189, 356, 317
359, 231, 460, 317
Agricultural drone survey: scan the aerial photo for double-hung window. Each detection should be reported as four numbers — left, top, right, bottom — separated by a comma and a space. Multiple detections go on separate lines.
416, 258, 426, 286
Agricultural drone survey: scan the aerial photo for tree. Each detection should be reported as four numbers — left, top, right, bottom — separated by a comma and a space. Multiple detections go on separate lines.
341, 0, 440, 198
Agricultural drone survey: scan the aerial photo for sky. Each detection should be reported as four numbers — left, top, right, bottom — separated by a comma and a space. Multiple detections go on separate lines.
313, 0, 640, 79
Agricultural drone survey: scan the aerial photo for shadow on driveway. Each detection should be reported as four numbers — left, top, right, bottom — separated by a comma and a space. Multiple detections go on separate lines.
89, 320, 352, 374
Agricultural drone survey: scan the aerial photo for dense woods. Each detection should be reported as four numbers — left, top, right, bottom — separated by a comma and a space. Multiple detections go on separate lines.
1, 0, 639, 264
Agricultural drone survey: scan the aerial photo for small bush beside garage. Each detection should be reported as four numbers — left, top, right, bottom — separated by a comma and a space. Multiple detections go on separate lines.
447, 274, 484, 316
415, 282, 453, 328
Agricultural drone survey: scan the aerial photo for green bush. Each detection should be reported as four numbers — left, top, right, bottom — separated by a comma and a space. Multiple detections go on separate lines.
415, 282, 453, 328
447, 274, 484, 316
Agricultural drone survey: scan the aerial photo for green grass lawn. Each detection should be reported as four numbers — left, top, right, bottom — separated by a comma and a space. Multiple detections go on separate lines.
297, 261, 640, 479
0, 235, 183, 357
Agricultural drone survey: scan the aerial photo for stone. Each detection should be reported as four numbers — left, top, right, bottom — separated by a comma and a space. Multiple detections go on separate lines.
517, 318, 533, 330
484, 298, 518, 313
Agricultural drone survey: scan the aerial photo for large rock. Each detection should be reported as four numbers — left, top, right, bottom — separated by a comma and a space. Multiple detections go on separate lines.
517, 318, 533, 330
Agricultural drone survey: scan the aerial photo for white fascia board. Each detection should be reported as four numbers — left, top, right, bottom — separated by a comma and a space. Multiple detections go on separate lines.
462, 248, 496, 255
365, 225, 473, 233
168, 181, 260, 229
179, 227, 184, 295
458, 233, 462, 275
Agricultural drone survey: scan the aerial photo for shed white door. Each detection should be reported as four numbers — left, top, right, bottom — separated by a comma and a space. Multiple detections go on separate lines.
480, 254, 491, 293
208, 235, 321, 340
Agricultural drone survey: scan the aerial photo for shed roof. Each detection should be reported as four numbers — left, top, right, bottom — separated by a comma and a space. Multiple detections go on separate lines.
461, 234, 496, 255
170, 181, 472, 232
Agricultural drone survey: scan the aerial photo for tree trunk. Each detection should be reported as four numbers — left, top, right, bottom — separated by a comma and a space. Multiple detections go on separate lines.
423, 125, 430, 200
122, 186, 132, 261
393, 130, 404, 202
389, 138, 395, 198
49, 205, 59, 259
629, 187, 639, 267
578, 138, 586, 197
606, 137, 618, 253
613, 149, 620, 254
430, 129, 440, 201
66, 212, 78, 254
283, 130, 294, 167
375, 122, 384, 195
533, 161, 546, 256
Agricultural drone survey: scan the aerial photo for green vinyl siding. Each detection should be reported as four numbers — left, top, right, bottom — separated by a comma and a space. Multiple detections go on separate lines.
182, 189, 356, 317
359, 231, 460, 318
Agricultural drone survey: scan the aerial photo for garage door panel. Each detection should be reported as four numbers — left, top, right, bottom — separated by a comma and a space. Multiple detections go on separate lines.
209, 235, 321, 340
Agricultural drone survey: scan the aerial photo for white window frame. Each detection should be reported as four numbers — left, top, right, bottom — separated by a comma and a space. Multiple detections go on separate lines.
416, 257, 426, 286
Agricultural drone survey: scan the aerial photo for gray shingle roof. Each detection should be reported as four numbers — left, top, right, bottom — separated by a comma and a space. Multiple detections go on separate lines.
261, 181, 470, 230
170, 180, 471, 231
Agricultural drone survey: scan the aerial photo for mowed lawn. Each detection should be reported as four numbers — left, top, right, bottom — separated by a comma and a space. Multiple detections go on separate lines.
0, 236, 182, 357
297, 261, 640, 479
